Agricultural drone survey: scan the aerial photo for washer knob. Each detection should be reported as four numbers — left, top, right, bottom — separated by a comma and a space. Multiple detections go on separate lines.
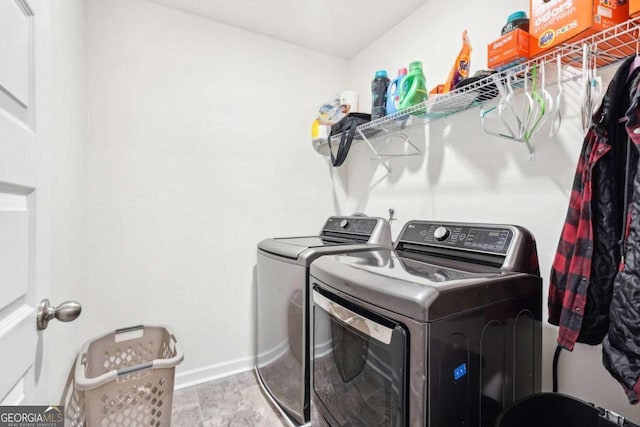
339, 219, 349, 229
433, 226, 450, 241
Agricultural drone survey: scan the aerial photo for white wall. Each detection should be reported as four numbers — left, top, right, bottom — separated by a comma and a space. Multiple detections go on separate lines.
78, 0, 347, 389
48, 0, 86, 402
344, 0, 640, 422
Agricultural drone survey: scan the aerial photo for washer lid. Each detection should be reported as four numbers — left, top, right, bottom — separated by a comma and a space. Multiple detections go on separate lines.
309, 250, 539, 322
258, 236, 347, 259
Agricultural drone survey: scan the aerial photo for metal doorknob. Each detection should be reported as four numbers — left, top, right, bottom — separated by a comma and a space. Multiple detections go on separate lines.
37, 299, 82, 330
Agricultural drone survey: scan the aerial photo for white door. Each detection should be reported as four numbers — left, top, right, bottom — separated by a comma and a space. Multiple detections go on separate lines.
0, 0, 60, 406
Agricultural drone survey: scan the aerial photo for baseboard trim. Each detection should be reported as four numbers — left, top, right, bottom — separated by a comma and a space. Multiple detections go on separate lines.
174, 356, 255, 390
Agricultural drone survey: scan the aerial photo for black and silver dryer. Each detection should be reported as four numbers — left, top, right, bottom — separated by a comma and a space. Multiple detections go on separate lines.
310, 220, 542, 427
256, 216, 392, 425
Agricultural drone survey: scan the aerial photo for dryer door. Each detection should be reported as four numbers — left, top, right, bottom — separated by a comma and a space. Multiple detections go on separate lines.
312, 287, 408, 427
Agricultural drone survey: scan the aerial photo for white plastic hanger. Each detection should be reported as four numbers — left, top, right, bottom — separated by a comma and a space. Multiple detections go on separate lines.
580, 43, 592, 132
550, 54, 563, 137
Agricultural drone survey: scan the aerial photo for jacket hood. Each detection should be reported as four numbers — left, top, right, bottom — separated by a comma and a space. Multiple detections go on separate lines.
594, 55, 638, 136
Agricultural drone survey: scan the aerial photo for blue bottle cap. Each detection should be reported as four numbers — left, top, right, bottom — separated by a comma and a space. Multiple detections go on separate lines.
507, 11, 527, 23
375, 70, 388, 78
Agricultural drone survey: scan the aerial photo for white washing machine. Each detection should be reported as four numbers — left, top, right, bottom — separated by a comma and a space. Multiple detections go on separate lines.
256, 215, 392, 425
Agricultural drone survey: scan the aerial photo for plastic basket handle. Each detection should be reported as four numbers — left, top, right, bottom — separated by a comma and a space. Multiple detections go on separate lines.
118, 362, 153, 376
115, 324, 145, 343
115, 325, 144, 334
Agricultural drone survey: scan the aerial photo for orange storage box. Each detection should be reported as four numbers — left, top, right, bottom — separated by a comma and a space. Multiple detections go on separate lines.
631, 0, 640, 17
487, 28, 530, 71
529, 0, 629, 57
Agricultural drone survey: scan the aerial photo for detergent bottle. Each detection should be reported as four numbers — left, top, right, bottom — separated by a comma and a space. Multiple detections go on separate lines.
371, 70, 390, 120
398, 61, 428, 110
385, 68, 407, 115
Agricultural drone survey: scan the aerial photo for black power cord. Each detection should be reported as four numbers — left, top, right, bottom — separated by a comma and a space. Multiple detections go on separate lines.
552, 345, 562, 393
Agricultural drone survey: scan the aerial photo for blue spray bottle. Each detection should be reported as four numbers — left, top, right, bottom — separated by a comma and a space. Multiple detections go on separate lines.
386, 68, 408, 115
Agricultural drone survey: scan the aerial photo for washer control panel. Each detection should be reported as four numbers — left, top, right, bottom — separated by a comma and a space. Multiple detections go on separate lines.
433, 226, 450, 241
399, 221, 514, 255
323, 217, 377, 235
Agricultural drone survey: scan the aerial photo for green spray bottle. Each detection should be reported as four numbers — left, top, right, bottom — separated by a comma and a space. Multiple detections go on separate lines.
398, 61, 428, 110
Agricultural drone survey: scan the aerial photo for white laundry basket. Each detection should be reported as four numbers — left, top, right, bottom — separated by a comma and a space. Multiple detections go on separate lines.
65, 325, 183, 427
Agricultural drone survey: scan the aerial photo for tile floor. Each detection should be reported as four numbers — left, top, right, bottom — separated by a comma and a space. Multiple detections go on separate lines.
171, 370, 289, 427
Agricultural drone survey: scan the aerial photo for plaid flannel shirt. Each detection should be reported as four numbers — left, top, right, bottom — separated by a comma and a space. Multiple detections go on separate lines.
548, 129, 611, 351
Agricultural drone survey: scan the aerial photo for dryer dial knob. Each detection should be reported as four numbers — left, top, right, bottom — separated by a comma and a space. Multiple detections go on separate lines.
434, 226, 450, 241
339, 219, 349, 229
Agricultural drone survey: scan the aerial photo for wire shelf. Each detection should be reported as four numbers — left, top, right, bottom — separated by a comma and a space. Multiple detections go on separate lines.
313, 16, 640, 162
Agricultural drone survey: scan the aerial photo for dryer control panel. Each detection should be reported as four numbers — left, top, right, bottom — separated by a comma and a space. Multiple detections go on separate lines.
398, 221, 514, 255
